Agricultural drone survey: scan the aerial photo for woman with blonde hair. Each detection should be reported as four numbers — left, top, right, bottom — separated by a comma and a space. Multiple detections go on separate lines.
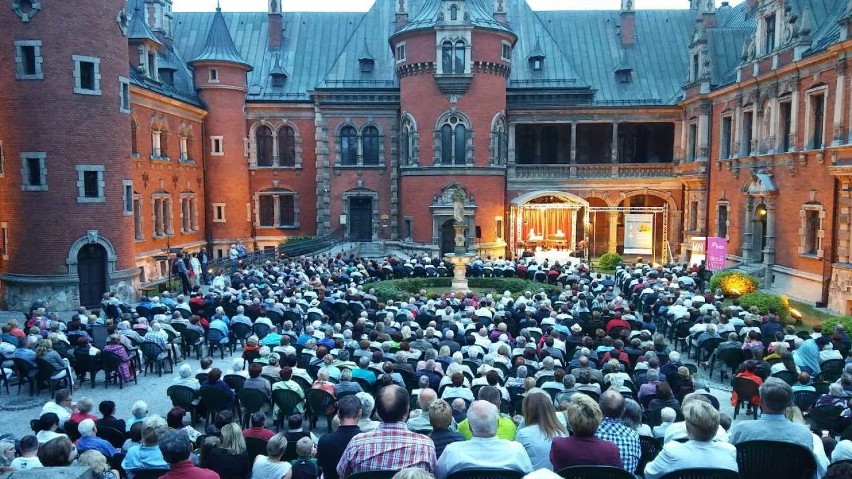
35, 339, 73, 388
516, 388, 568, 470
392, 469, 434, 479
550, 394, 622, 470
77, 450, 119, 479
202, 423, 249, 478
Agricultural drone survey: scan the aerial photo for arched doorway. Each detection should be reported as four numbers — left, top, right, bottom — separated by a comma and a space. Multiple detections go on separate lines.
78, 243, 107, 307
753, 203, 767, 263
440, 219, 456, 257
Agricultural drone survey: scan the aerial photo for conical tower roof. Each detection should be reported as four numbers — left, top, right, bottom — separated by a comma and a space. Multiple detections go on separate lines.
189, 6, 251, 69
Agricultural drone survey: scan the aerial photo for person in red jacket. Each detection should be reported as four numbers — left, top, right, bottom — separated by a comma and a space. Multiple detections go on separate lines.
605, 314, 631, 336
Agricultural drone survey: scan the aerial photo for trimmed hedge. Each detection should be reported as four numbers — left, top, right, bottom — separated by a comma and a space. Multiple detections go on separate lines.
738, 291, 790, 319
709, 270, 759, 296
597, 252, 622, 271
823, 316, 852, 334
370, 277, 559, 303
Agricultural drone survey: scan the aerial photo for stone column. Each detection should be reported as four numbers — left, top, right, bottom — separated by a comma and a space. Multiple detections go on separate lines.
570, 122, 577, 164
611, 122, 619, 163
742, 196, 754, 264
608, 212, 618, 253
789, 88, 799, 150
750, 107, 759, 155
834, 59, 847, 145
763, 197, 776, 285
733, 100, 743, 158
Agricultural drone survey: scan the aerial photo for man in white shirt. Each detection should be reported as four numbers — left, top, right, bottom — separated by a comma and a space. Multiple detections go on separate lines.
10, 436, 42, 471
435, 400, 532, 479
41, 389, 74, 426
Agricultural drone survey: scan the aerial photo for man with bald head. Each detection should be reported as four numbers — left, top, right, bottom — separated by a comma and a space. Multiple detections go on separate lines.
596, 389, 641, 474
337, 384, 436, 477
435, 400, 532, 479
407, 388, 437, 433
456, 386, 517, 440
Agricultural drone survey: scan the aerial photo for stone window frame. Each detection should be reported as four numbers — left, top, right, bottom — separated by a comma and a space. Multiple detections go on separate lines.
248, 120, 303, 169
209, 68, 219, 83
210, 136, 224, 156
434, 109, 474, 166
686, 118, 699, 162
72, 55, 102, 96
501, 40, 512, 62
75, 165, 106, 203
489, 111, 507, 166
777, 93, 795, 153
254, 189, 300, 229
799, 202, 825, 258
716, 200, 730, 240
395, 41, 406, 63
403, 216, 413, 240
150, 117, 171, 160
131, 115, 140, 157
740, 106, 756, 157
133, 192, 143, 240
122, 180, 133, 216
14, 40, 43, 80
179, 192, 199, 233
438, 37, 470, 76
178, 123, 194, 163
804, 85, 828, 150
399, 112, 419, 166
0, 140, 5, 177
719, 113, 734, 160
152, 192, 174, 238
20, 151, 47, 191
334, 122, 386, 168
0, 222, 8, 261
119, 76, 131, 114
212, 203, 226, 223
495, 216, 505, 241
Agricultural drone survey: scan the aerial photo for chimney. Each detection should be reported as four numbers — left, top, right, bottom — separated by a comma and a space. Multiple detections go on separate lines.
699, 0, 715, 28
621, 0, 635, 48
396, 0, 409, 27
494, 0, 507, 23
268, 0, 282, 50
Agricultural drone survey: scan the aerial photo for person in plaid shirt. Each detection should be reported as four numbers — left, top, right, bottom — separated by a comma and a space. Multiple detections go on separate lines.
595, 389, 641, 474
336, 384, 436, 477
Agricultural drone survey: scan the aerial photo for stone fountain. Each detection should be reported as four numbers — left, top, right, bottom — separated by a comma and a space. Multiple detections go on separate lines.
444, 189, 475, 292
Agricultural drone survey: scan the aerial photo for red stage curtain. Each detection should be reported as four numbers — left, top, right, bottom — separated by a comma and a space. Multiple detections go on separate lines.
521, 207, 571, 242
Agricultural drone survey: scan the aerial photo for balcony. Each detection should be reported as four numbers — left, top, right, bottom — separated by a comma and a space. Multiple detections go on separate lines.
511, 163, 675, 180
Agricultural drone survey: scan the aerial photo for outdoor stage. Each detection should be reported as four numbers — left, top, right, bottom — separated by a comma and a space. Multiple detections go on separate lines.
517, 248, 583, 267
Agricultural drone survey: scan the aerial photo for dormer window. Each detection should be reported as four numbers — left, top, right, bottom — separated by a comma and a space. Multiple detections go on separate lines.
764, 14, 776, 55
271, 72, 287, 87
147, 52, 157, 80
530, 56, 544, 71
158, 68, 174, 85
691, 53, 700, 82
615, 68, 632, 83
359, 57, 375, 73
441, 40, 466, 75
450, 4, 458, 21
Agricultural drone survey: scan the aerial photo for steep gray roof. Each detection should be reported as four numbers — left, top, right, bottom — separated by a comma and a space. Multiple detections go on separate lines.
506, 0, 588, 90
796, 0, 848, 56
188, 7, 252, 69
538, 9, 695, 105
172, 12, 360, 101
396, 0, 511, 35
127, 6, 162, 45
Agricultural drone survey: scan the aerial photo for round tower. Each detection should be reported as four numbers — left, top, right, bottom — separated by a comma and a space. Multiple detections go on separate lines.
0, 0, 138, 309
189, 7, 253, 257
391, 0, 515, 258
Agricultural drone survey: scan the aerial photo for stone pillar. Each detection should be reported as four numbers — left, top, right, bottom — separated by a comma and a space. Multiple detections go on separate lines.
569, 122, 577, 164
611, 122, 619, 163
733, 101, 743, 158
608, 212, 618, 253
750, 107, 759, 155
698, 112, 709, 161
742, 196, 754, 264
789, 89, 799, 150
834, 59, 847, 145
763, 197, 776, 285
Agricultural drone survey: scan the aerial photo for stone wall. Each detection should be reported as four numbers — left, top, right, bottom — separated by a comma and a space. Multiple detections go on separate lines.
828, 263, 852, 315
2, 466, 94, 479
0, 268, 138, 312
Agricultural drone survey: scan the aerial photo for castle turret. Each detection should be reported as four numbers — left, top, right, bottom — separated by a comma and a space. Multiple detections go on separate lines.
0, 0, 138, 308
189, 6, 253, 254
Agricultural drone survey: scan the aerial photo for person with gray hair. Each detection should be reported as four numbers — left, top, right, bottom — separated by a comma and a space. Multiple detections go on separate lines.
126, 401, 149, 433
250, 433, 292, 479
435, 400, 532, 479
620, 399, 652, 437
355, 392, 379, 432
157, 430, 219, 479
728, 378, 826, 475
644, 400, 738, 479
505, 365, 528, 388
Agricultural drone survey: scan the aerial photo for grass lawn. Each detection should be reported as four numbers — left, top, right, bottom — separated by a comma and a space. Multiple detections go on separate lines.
789, 299, 837, 330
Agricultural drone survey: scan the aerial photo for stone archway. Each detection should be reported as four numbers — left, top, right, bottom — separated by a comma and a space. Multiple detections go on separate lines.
66, 230, 118, 276
78, 244, 107, 307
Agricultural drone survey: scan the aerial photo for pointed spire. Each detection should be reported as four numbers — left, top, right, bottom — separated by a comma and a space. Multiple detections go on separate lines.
528, 36, 546, 61
127, 4, 162, 46
269, 52, 289, 78
190, 6, 251, 69
358, 36, 374, 62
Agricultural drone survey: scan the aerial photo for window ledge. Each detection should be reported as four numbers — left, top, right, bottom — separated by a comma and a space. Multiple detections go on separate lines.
249, 165, 302, 170
799, 253, 822, 260
150, 155, 171, 162
334, 164, 385, 169
178, 158, 196, 165
257, 225, 300, 230
16, 74, 43, 81
73, 88, 102, 96
21, 185, 48, 192
77, 197, 106, 204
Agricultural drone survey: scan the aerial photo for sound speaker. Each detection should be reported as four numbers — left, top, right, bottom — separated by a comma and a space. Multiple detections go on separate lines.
475, 226, 482, 239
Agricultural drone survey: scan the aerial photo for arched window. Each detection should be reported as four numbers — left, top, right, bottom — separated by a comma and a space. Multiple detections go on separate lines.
256, 125, 273, 167
362, 126, 380, 165
277, 126, 295, 167
454, 41, 465, 74
439, 114, 469, 165
450, 4, 458, 20
442, 41, 453, 74
159, 124, 170, 158
340, 125, 358, 165
491, 115, 506, 165
151, 122, 162, 158
401, 122, 411, 165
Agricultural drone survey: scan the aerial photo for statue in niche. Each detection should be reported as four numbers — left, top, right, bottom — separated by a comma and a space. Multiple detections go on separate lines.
452, 189, 466, 224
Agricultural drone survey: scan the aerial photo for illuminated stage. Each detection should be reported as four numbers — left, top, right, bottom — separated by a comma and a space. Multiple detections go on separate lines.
517, 248, 583, 267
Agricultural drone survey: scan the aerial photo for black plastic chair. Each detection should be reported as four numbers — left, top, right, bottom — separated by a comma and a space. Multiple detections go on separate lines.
272, 389, 304, 428
12, 358, 37, 396
96, 426, 127, 449
281, 440, 298, 461
231, 323, 252, 347
712, 348, 743, 382
637, 435, 663, 474
35, 358, 71, 396
657, 469, 741, 479
253, 323, 271, 341
735, 440, 816, 479
447, 469, 525, 479
101, 350, 136, 389
238, 388, 270, 427
813, 381, 831, 395
167, 385, 201, 425
64, 421, 81, 441
245, 436, 268, 466
0, 353, 10, 395
556, 465, 637, 478
199, 384, 235, 427
817, 359, 845, 382
206, 329, 232, 359
807, 405, 844, 434
731, 377, 760, 419
132, 469, 170, 479
793, 390, 820, 412
139, 341, 172, 377
305, 388, 336, 430
771, 370, 796, 386
182, 329, 203, 360
223, 374, 246, 394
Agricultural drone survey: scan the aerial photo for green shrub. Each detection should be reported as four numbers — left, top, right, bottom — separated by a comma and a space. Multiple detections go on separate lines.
369, 277, 558, 303
822, 316, 852, 334
738, 291, 790, 319
597, 252, 622, 271
709, 270, 758, 296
